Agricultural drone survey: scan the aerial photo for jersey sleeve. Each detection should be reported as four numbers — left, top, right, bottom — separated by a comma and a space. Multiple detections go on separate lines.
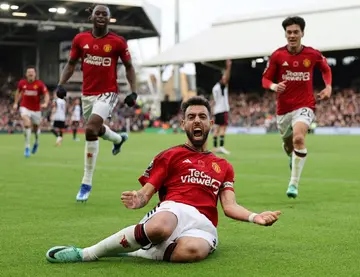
69, 35, 81, 61
118, 37, 131, 64
40, 81, 48, 95
138, 152, 169, 191
315, 50, 332, 85
220, 162, 235, 192
17, 80, 24, 91
262, 52, 278, 89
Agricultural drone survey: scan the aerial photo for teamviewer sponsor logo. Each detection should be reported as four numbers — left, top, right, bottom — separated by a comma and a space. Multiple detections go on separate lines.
181, 169, 221, 195
282, 70, 310, 81
84, 54, 111, 66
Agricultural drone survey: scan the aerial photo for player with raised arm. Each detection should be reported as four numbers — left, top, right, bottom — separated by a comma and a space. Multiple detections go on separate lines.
13, 66, 49, 157
50, 95, 67, 146
212, 60, 231, 155
55, 4, 138, 202
262, 16, 332, 198
46, 96, 281, 264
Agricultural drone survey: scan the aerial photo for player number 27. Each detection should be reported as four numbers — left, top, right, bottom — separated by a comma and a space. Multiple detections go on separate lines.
299, 108, 312, 118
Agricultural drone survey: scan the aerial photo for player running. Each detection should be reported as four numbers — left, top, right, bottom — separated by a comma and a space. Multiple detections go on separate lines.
46, 96, 281, 264
212, 60, 231, 155
55, 4, 138, 202
262, 16, 332, 198
51, 95, 67, 146
13, 66, 50, 157
71, 98, 81, 141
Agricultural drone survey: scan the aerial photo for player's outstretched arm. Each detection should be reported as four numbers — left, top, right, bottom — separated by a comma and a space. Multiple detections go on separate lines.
121, 182, 156, 209
219, 189, 281, 226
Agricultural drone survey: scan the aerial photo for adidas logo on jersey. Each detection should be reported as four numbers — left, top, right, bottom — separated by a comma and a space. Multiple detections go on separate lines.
282, 61, 289, 66
83, 44, 89, 49
182, 159, 192, 163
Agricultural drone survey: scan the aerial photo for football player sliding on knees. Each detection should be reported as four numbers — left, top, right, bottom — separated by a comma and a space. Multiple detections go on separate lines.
262, 16, 332, 198
46, 96, 281, 264
54, 4, 138, 202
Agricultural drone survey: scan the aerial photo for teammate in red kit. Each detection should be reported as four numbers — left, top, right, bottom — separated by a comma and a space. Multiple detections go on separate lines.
55, 4, 138, 202
46, 96, 281, 264
13, 66, 50, 157
262, 16, 332, 198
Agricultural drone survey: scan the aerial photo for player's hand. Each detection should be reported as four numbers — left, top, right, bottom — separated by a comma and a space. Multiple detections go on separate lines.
124, 92, 138, 107
12, 103, 18, 111
55, 85, 67, 99
254, 211, 281, 226
40, 103, 48, 109
226, 59, 232, 67
121, 190, 142, 209
317, 86, 332, 100
275, 81, 287, 93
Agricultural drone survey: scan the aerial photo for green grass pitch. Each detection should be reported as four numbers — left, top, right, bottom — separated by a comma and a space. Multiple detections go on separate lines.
0, 133, 359, 277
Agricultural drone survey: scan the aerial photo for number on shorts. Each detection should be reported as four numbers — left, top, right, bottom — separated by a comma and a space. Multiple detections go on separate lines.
299, 108, 311, 118
97, 92, 111, 101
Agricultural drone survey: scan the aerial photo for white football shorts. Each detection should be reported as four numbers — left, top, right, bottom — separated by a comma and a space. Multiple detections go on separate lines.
276, 107, 315, 139
81, 92, 118, 122
139, 201, 218, 252
19, 107, 41, 125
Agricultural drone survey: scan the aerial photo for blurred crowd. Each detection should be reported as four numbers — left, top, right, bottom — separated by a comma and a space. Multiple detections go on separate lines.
1, 85, 360, 133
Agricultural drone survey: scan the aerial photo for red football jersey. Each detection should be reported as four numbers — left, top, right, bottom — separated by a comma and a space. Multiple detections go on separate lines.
17, 79, 48, 111
262, 45, 331, 115
138, 145, 235, 227
69, 31, 131, 96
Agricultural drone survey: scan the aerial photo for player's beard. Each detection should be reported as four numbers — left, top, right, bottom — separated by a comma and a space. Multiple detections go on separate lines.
185, 129, 209, 149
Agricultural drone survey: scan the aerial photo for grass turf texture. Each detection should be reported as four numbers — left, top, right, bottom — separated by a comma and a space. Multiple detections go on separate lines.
0, 133, 359, 277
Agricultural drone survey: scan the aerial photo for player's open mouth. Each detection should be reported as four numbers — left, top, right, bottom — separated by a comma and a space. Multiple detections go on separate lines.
193, 128, 203, 138
96, 19, 106, 25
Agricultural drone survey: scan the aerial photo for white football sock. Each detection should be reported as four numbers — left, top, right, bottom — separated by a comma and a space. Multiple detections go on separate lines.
83, 225, 143, 261
81, 140, 99, 185
290, 148, 307, 188
101, 125, 122, 144
24, 128, 31, 148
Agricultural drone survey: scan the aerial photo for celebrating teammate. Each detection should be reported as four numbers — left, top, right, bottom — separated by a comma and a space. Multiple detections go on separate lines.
13, 66, 49, 157
46, 96, 281, 264
50, 95, 67, 146
262, 16, 332, 198
212, 60, 231, 155
55, 4, 138, 202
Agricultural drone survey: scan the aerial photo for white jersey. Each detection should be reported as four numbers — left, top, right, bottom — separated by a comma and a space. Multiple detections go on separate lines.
212, 82, 230, 114
72, 105, 81, 121
53, 98, 66, 121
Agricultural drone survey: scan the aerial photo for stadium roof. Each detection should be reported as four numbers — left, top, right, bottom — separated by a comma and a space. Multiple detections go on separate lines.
0, 0, 160, 45
142, 4, 360, 66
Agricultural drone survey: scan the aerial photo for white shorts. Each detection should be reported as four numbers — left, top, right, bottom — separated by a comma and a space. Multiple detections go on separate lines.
19, 107, 41, 125
139, 201, 218, 252
81, 92, 118, 122
276, 107, 315, 139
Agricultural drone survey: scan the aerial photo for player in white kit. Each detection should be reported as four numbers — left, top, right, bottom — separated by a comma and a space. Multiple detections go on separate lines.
71, 98, 81, 141
51, 96, 67, 146
212, 60, 231, 155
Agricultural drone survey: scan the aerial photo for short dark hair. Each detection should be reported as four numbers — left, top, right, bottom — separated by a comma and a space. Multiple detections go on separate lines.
26, 65, 36, 71
181, 96, 211, 117
282, 16, 305, 32
86, 4, 109, 20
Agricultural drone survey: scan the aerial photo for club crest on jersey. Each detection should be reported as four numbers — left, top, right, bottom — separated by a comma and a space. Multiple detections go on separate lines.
33, 85, 38, 89
103, 44, 112, 53
212, 162, 221, 173
303, 59, 311, 68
